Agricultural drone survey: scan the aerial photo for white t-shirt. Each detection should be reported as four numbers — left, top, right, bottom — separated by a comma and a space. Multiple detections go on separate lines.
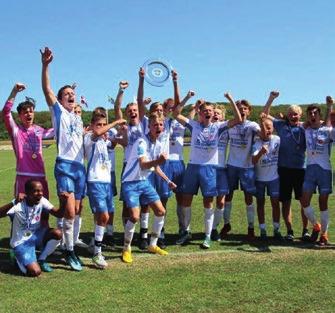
107, 128, 118, 172
217, 128, 229, 168
50, 101, 84, 164
185, 118, 228, 165
169, 119, 185, 161
84, 133, 112, 183
8, 197, 54, 248
124, 121, 145, 162
305, 126, 335, 170
227, 120, 260, 168
252, 135, 280, 181
122, 135, 164, 183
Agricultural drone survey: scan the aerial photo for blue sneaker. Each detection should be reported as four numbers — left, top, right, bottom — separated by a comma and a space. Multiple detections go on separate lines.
66, 251, 82, 271
38, 260, 53, 272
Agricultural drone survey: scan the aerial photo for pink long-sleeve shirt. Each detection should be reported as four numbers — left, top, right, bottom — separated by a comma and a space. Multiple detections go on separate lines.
2, 101, 54, 177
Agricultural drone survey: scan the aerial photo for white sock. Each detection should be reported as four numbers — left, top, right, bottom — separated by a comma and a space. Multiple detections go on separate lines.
320, 210, 329, 233
73, 215, 81, 242
303, 206, 317, 225
63, 218, 74, 251
39, 239, 60, 261
182, 207, 191, 231
124, 220, 136, 250
94, 225, 105, 255
213, 207, 224, 230
204, 208, 214, 237
177, 204, 183, 230
273, 222, 280, 231
57, 218, 63, 229
246, 204, 255, 228
106, 224, 114, 236
150, 215, 164, 246
140, 213, 149, 238
259, 223, 266, 230
223, 202, 232, 224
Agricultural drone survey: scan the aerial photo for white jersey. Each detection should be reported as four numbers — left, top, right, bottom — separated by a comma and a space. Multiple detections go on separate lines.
7, 197, 54, 248
107, 128, 118, 172
84, 133, 112, 183
124, 121, 145, 162
169, 119, 185, 161
305, 126, 335, 170
227, 120, 260, 168
185, 118, 228, 165
122, 135, 163, 183
142, 116, 171, 155
50, 101, 84, 164
252, 135, 280, 182
217, 128, 229, 168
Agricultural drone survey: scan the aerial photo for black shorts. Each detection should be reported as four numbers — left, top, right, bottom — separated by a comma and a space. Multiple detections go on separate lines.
278, 167, 305, 202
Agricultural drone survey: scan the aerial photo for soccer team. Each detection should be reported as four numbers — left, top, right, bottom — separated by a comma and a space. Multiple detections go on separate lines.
1, 47, 334, 276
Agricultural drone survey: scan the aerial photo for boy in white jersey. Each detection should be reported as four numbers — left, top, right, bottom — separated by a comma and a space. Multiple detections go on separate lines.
300, 103, 334, 245
0, 180, 63, 276
173, 99, 241, 248
252, 118, 282, 240
84, 111, 125, 268
41, 47, 85, 271
222, 99, 260, 241
121, 113, 176, 263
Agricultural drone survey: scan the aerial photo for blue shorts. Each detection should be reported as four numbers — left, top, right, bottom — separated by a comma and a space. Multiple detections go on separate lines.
111, 171, 117, 197
122, 180, 160, 209
256, 178, 279, 198
169, 160, 185, 193
216, 167, 229, 196
14, 227, 48, 271
227, 165, 256, 195
303, 164, 332, 195
87, 182, 114, 214
182, 164, 217, 197
148, 160, 172, 199
54, 158, 86, 200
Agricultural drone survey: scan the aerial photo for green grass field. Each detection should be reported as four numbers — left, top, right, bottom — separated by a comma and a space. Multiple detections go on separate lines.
0, 144, 334, 313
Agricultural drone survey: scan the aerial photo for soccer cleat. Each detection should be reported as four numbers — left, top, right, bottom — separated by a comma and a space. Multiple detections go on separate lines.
210, 229, 220, 241
65, 251, 82, 271
247, 227, 255, 241
273, 230, 284, 241
201, 236, 211, 249
75, 253, 84, 266
38, 260, 53, 273
148, 245, 168, 256
75, 238, 89, 249
310, 223, 321, 242
92, 253, 108, 269
176, 231, 192, 245
260, 229, 267, 241
138, 238, 149, 250
318, 234, 328, 246
122, 249, 133, 264
301, 228, 311, 242
157, 238, 167, 249
219, 223, 231, 240
285, 230, 294, 242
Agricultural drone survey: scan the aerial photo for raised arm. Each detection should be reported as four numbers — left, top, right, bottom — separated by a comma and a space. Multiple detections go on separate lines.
225, 92, 242, 127
40, 47, 57, 106
188, 99, 203, 120
325, 96, 334, 126
261, 91, 279, 116
137, 67, 146, 120
114, 81, 129, 120
2, 83, 26, 134
172, 70, 181, 106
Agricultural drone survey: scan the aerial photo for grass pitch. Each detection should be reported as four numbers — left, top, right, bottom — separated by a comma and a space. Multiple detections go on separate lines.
0, 144, 334, 313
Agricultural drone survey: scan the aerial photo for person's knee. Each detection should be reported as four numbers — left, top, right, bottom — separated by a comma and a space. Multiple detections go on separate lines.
27, 266, 41, 277
53, 228, 63, 240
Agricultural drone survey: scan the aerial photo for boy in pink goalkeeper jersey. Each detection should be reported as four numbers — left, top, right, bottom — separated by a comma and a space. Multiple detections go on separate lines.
2, 83, 54, 198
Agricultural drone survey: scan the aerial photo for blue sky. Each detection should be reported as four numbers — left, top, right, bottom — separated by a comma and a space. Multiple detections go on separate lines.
1, 0, 334, 111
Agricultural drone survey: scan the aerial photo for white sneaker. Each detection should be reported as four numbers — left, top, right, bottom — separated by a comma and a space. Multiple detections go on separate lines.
92, 253, 108, 269
75, 238, 89, 249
